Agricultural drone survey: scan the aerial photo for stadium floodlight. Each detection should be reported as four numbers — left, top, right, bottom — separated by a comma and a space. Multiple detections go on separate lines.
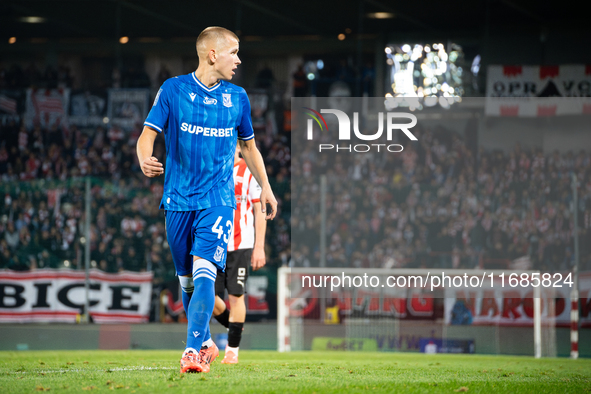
18, 16, 46, 23
385, 42, 464, 109
367, 12, 395, 19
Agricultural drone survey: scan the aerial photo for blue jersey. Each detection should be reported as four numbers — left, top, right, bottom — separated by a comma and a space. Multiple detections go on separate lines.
144, 72, 254, 211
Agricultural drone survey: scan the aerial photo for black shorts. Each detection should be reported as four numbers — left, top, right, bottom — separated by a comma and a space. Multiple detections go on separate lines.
215, 249, 251, 297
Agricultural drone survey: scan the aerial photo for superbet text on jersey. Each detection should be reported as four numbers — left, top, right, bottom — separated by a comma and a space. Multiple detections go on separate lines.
144, 72, 254, 211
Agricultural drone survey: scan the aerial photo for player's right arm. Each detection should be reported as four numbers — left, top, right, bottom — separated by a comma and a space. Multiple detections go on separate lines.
137, 81, 170, 178
249, 177, 266, 270
137, 127, 163, 177
251, 201, 267, 270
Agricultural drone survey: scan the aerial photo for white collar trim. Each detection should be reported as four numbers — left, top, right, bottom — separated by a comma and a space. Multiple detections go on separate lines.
192, 72, 221, 92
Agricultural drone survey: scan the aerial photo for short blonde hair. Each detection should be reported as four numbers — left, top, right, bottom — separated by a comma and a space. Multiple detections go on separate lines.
196, 27, 239, 58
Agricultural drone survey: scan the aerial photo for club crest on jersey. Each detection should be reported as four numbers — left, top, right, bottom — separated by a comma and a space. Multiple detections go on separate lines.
223, 93, 232, 108
204, 97, 217, 105
189, 93, 196, 102
214, 246, 224, 262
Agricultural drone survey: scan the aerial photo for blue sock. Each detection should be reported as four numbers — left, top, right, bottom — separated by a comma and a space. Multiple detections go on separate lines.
186, 259, 216, 350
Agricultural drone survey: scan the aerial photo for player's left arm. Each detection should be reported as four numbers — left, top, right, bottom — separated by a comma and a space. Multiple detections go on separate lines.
239, 138, 277, 220
251, 201, 267, 270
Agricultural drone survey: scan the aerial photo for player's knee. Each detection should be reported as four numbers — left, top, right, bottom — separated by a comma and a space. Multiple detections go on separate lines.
179, 276, 194, 294
213, 302, 226, 316
214, 295, 226, 307
228, 294, 244, 307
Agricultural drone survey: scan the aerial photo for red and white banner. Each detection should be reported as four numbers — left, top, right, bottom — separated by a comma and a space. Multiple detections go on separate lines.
0, 94, 17, 114
485, 65, 591, 116
0, 269, 152, 323
24, 88, 70, 130
444, 273, 591, 328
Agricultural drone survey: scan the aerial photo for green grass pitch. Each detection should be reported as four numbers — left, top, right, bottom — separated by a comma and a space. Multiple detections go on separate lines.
1, 350, 590, 393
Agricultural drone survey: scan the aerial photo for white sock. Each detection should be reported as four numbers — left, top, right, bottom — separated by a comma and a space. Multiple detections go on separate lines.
226, 346, 239, 356
183, 347, 197, 356
202, 338, 214, 348
178, 276, 194, 293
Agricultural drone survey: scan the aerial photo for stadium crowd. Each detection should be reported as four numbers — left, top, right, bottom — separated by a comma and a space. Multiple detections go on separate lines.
2, 106, 589, 281
292, 124, 591, 273
1, 65, 589, 282
0, 63, 73, 90
0, 114, 292, 285
0, 62, 154, 90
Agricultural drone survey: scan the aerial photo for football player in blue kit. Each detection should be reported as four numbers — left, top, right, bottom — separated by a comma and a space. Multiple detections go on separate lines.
137, 26, 277, 373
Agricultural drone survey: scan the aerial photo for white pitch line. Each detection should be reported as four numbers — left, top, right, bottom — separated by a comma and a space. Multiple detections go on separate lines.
9, 366, 177, 374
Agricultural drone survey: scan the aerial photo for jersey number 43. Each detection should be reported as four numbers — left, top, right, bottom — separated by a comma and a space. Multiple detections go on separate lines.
212, 216, 232, 243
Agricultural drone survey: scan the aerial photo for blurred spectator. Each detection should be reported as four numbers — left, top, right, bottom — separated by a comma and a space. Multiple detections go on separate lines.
256, 65, 275, 89
157, 65, 172, 86
292, 65, 307, 97
3, 221, 19, 250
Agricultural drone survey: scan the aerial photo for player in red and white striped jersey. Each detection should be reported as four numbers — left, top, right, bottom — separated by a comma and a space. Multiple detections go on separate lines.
227, 152, 262, 253
212, 145, 267, 364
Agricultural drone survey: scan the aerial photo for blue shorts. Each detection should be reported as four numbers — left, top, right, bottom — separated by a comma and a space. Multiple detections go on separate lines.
165, 207, 234, 276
